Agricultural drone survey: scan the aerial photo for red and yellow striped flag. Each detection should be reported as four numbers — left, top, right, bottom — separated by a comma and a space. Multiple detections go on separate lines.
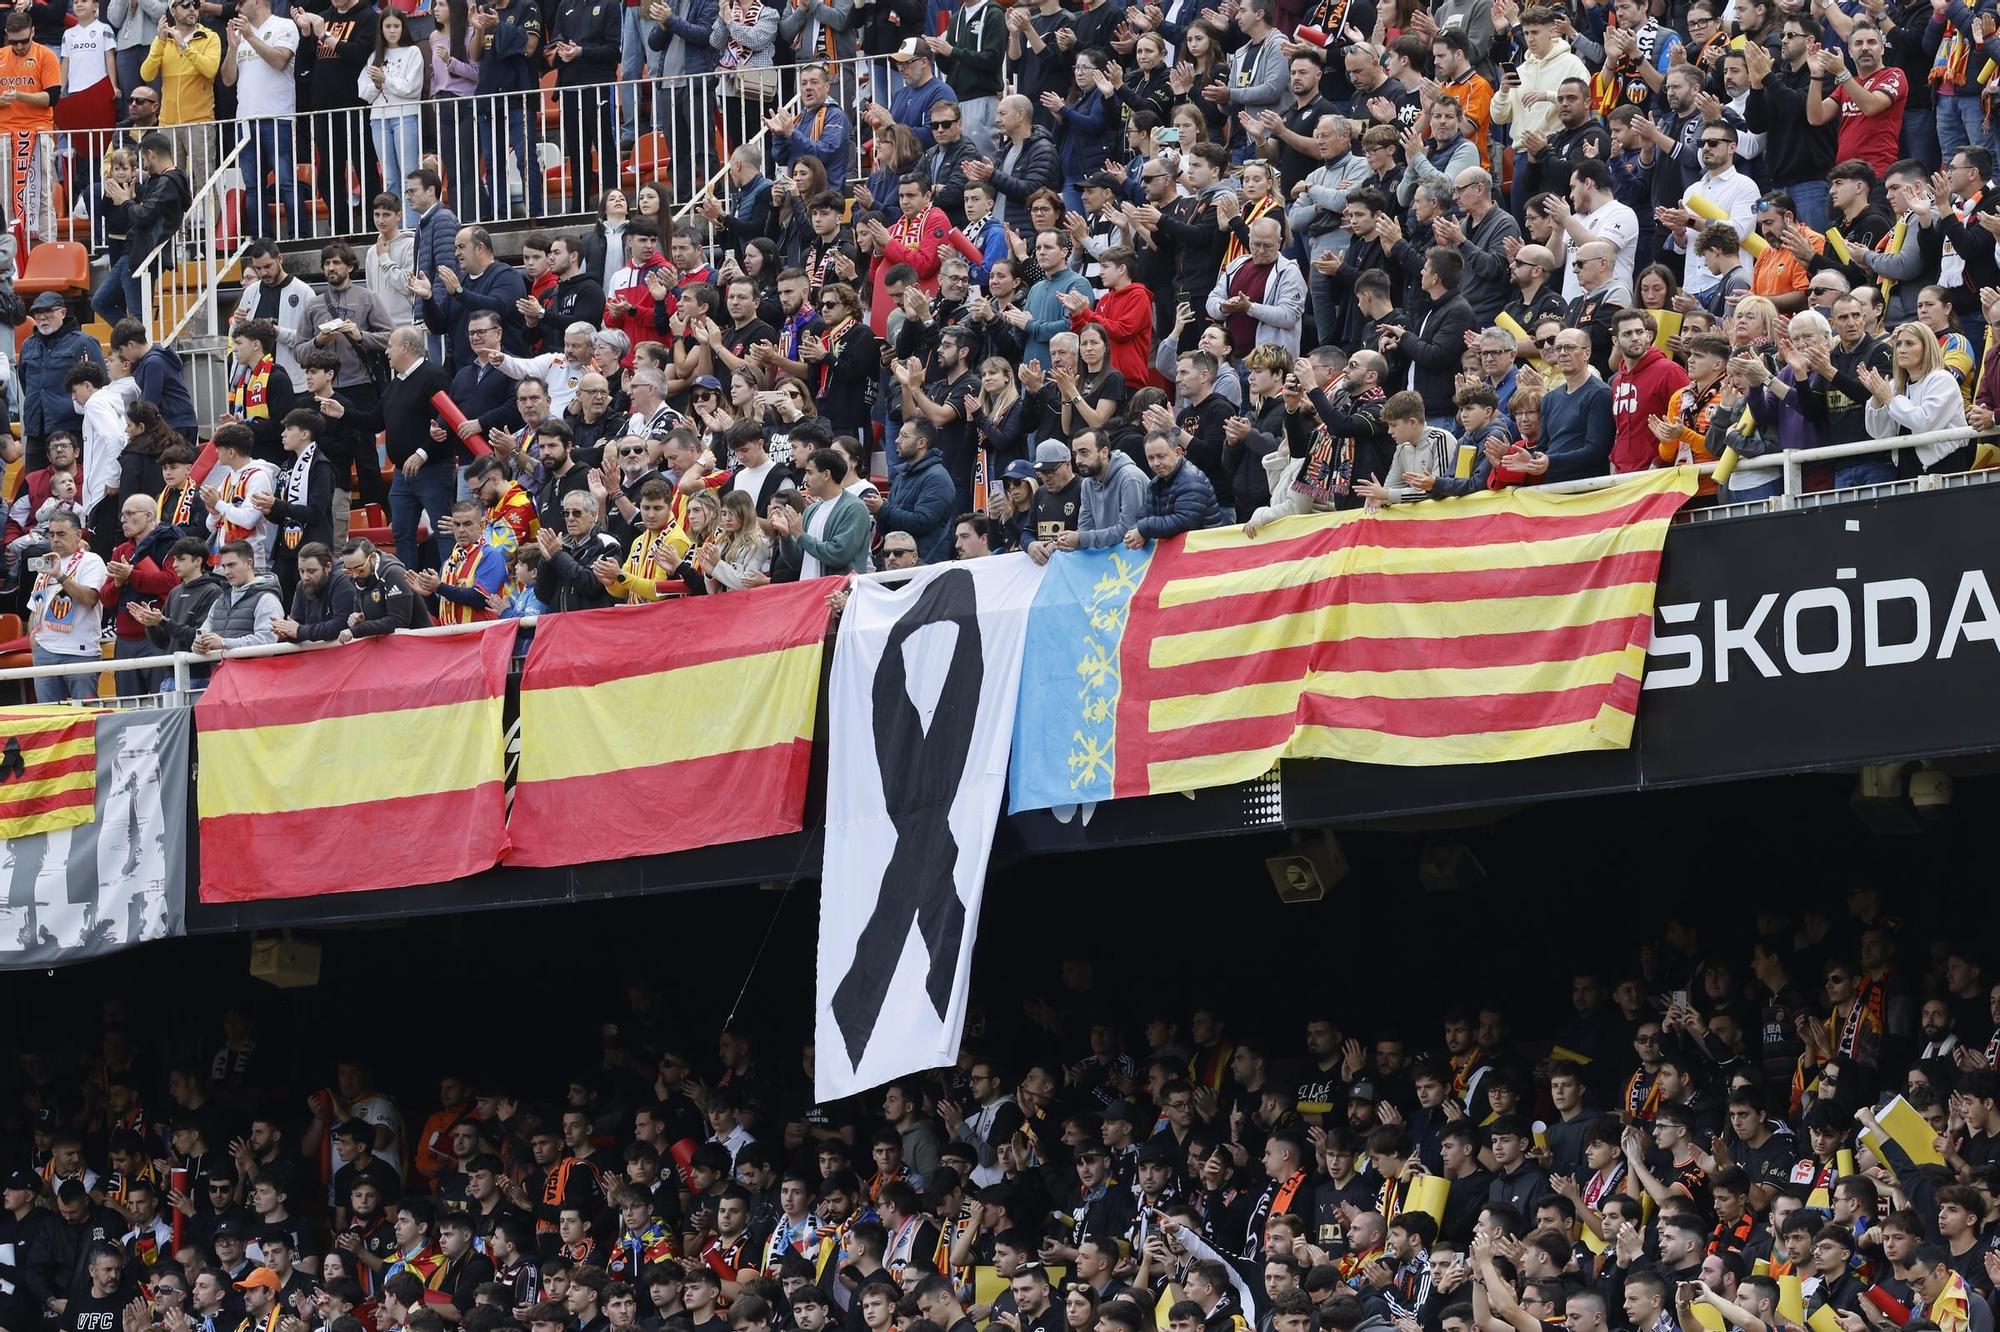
195, 627, 517, 901
0, 707, 99, 839
504, 581, 832, 868
1127, 470, 1697, 786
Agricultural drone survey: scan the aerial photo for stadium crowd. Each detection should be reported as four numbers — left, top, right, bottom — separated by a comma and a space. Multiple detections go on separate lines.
4, 895, 2000, 1332
7, 0, 2000, 699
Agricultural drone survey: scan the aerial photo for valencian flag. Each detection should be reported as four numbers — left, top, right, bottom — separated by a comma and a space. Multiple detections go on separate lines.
1010, 468, 1697, 811
196, 627, 517, 901
505, 581, 832, 867
0, 707, 101, 840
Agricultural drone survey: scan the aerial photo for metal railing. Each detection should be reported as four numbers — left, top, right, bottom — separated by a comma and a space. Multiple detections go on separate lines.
9, 430, 1995, 698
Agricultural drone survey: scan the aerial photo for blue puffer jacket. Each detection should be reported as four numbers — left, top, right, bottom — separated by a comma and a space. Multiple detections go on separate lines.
1135, 458, 1225, 541
19, 322, 105, 439
878, 448, 957, 564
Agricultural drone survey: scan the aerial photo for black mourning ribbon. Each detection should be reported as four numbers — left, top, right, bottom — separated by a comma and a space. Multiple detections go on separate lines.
833, 568, 985, 1070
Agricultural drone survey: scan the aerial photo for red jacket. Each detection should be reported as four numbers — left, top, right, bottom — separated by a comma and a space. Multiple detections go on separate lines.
1071, 283, 1165, 392
1609, 346, 1690, 474
104, 528, 182, 642
605, 257, 666, 368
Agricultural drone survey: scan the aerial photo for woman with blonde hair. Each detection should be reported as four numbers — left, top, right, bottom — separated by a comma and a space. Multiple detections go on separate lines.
675, 489, 725, 593
698, 489, 771, 592
969, 355, 1033, 489
1862, 321, 1973, 476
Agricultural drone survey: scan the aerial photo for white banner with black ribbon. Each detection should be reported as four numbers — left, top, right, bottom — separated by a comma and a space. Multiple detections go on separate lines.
816, 555, 1046, 1103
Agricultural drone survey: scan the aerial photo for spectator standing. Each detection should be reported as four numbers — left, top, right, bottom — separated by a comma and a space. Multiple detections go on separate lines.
1806, 26, 1908, 178
294, 0, 379, 238
976, 94, 1061, 232
381, 326, 456, 571
221, 0, 298, 241
926, 0, 1006, 155
230, 241, 317, 385
258, 410, 337, 603
100, 495, 180, 695
191, 540, 283, 653
109, 320, 197, 445
874, 418, 955, 562
25, 512, 108, 703
1535, 328, 1615, 481
416, 227, 531, 371
359, 10, 427, 213
1608, 309, 1690, 474
767, 63, 850, 191
133, 534, 224, 655
770, 448, 870, 578
91, 132, 189, 328
20, 295, 107, 472
470, 0, 546, 221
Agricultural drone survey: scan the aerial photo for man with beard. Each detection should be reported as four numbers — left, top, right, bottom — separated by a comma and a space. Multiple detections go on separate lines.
701, 277, 780, 393
894, 327, 982, 510
529, 238, 606, 356
534, 422, 592, 522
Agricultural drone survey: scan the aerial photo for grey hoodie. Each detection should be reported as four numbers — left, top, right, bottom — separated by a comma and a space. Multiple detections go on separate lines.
1075, 448, 1148, 549
199, 575, 283, 649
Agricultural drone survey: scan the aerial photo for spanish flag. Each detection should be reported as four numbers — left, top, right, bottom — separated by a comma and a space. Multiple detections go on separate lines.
195, 627, 517, 901
0, 707, 99, 839
505, 581, 832, 868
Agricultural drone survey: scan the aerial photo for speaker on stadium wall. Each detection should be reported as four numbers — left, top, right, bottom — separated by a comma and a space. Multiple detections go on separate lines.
1265, 831, 1347, 903
249, 933, 322, 989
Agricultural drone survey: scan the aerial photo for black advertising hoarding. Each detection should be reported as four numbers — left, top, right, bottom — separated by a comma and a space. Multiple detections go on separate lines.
1635, 482, 2000, 783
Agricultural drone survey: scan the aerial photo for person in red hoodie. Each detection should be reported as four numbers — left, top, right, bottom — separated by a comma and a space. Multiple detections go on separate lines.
1065, 247, 1163, 391
1608, 309, 1689, 473
877, 176, 952, 295
602, 218, 666, 369
100, 494, 182, 695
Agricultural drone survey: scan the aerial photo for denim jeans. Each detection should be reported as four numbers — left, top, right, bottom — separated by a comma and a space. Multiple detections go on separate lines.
31, 643, 98, 703
239, 117, 297, 239
1835, 458, 1897, 489
478, 102, 544, 221
619, 4, 663, 141
91, 255, 145, 326
433, 99, 480, 221
389, 462, 457, 572
1786, 179, 1829, 233
1901, 105, 1940, 170
1937, 93, 1985, 166
371, 113, 422, 227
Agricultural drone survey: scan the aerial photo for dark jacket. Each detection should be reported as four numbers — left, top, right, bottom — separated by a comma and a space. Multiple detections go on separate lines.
548, 0, 620, 82
877, 447, 956, 563
989, 126, 1062, 232
144, 570, 228, 651
1135, 458, 1225, 540
1390, 291, 1479, 418
912, 138, 977, 226
382, 360, 454, 469
536, 530, 623, 612
411, 202, 464, 292
267, 451, 337, 560
23, 1202, 134, 1312
129, 344, 199, 434
425, 260, 533, 368
289, 569, 359, 642
20, 322, 105, 439
1226, 396, 1289, 521
125, 168, 192, 272
645, 0, 721, 75
540, 272, 607, 354
351, 554, 435, 636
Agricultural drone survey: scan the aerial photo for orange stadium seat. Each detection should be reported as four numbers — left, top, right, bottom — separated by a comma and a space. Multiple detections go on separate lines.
15, 242, 89, 299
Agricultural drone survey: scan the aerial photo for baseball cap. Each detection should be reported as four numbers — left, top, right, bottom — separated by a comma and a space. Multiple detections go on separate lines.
3, 1168, 40, 1192
1001, 459, 1037, 483
1033, 440, 1072, 469
1345, 1079, 1376, 1104
213, 1218, 248, 1241
234, 1269, 282, 1292
1136, 1140, 1176, 1167
1082, 171, 1122, 192
890, 37, 927, 60
1076, 1143, 1111, 1160
691, 375, 723, 393
1101, 1100, 1138, 1124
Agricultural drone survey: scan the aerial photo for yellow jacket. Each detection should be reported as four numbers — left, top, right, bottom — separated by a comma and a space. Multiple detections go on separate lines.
140, 28, 220, 125
608, 524, 692, 603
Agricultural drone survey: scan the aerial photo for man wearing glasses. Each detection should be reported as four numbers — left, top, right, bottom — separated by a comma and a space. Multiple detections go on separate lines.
1563, 242, 1628, 373
0, 13, 58, 241
874, 41, 957, 150
913, 106, 975, 226
1533, 328, 1613, 482
1658, 120, 1758, 300
532, 489, 620, 612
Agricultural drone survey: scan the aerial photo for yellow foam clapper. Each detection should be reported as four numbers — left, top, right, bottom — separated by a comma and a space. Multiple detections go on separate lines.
973, 1266, 1008, 1310
1691, 1304, 1727, 1332
1827, 227, 1852, 264
1652, 309, 1684, 351
1496, 311, 1530, 342
1809, 1306, 1846, 1332
1742, 230, 1770, 257
1754, 1260, 1771, 1276
1779, 1276, 1807, 1324
1807, 1186, 1831, 1209
1982, 59, 1997, 82
1454, 444, 1476, 479
1837, 1149, 1857, 1177
1582, 1225, 1608, 1255
1550, 1045, 1594, 1065
1862, 1095, 1946, 1167
1405, 1174, 1449, 1223
1687, 192, 1730, 222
